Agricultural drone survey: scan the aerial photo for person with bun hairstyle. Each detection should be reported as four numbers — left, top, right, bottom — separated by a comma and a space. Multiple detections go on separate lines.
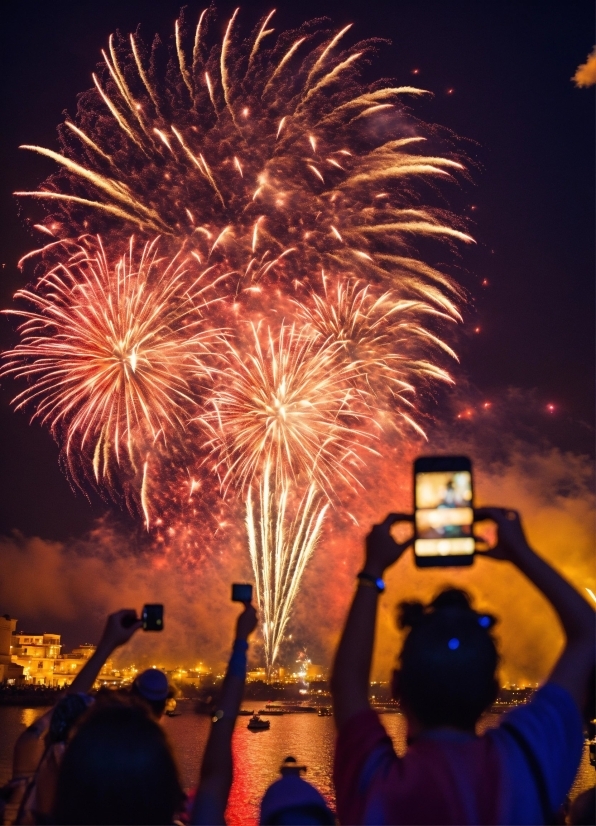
331, 508, 595, 825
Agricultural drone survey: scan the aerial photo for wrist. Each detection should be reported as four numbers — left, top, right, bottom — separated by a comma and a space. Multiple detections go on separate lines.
357, 570, 385, 594
362, 559, 386, 579
233, 637, 249, 650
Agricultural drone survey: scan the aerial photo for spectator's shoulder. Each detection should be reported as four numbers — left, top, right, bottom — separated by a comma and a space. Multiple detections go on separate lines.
336, 707, 393, 756
503, 682, 583, 735
334, 708, 398, 825
490, 681, 584, 808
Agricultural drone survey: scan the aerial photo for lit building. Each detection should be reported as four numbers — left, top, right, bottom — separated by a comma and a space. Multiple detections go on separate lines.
72, 644, 96, 660
168, 665, 212, 688
11, 632, 62, 686
247, 667, 267, 682
0, 615, 24, 684
7, 622, 113, 688
305, 663, 325, 682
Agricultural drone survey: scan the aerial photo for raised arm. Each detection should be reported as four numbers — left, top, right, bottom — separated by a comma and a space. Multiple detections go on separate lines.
67, 609, 142, 695
475, 507, 595, 711
11, 707, 54, 781
331, 515, 412, 730
191, 603, 257, 826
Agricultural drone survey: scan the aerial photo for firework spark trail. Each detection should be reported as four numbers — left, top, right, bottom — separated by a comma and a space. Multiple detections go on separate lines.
1, 236, 224, 516
4, 8, 473, 669
203, 321, 375, 669
247, 467, 328, 670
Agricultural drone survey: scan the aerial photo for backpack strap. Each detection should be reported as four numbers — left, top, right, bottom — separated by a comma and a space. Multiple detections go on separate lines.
500, 721, 553, 824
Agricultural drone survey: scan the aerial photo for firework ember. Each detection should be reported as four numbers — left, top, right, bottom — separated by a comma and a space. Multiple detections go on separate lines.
4, 7, 472, 671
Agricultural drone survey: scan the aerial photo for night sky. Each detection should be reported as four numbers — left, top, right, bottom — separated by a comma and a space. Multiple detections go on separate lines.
1, 0, 594, 542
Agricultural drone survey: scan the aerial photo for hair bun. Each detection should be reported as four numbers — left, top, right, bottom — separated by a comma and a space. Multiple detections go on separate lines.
398, 601, 425, 629
431, 588, 473, 614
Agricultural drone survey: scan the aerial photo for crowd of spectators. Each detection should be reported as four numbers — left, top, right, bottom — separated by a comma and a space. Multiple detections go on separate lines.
0, 505, 593, 825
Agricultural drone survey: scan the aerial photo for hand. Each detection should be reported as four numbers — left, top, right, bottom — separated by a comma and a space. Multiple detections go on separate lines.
98, 609, 142, 652
364, 513, 413, 577
235, 603, 258, 641
474, 507, 532, 562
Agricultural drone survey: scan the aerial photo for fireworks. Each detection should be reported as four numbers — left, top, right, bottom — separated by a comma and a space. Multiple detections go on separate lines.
204, 321, 376, 668
16, 7, 472, 300
204, 322, 371, 494
298, 277, 458, 436
2, 236, 222, 516
4, 8, 472, 671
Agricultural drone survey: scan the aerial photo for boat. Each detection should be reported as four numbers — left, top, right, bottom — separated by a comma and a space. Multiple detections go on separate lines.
258, 704, 285, 715
165, 698, 181, 717
237, 709, 255, 716
279, 704, 318, 713
247, 714, 270, 730
317, 707, 332, 717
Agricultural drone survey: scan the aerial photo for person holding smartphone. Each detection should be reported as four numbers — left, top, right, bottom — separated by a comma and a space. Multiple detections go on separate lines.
191, 597, 258, 825
331, 507, 594, 825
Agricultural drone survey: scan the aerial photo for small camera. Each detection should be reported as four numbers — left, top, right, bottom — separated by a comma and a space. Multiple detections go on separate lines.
231, 583, 253, 603
142, 604, 164, 631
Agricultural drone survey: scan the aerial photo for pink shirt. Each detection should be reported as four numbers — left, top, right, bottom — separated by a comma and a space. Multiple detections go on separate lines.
334, 683, 583, 825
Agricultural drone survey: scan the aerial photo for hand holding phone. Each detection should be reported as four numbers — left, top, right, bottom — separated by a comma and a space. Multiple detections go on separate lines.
100, 610, 142, 650
235, 602, 258, 641
473, 507, 531, 562
364, 514, 413, 576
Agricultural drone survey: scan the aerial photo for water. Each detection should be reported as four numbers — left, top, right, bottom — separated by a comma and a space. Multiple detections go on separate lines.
0, 704, 593, 825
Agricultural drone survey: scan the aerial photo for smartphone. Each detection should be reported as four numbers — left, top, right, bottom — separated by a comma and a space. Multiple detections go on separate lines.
231, 583, 253, 603
142, 604, 164, 631
414, 456, 474, 567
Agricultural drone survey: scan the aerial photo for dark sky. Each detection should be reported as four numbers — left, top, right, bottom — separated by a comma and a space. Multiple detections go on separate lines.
1, 0, 594, 541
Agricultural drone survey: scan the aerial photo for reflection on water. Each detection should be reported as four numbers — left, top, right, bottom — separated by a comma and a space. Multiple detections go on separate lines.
164, 706, 594, 826
0, 704, 593, 826
0, 707, 50, 791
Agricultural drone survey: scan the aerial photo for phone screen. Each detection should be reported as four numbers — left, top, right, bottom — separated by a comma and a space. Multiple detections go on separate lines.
142, 604, 164, 631
414, 469, 474, 557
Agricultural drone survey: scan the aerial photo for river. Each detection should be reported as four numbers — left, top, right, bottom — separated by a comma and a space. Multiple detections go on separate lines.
0, 703, 592, 825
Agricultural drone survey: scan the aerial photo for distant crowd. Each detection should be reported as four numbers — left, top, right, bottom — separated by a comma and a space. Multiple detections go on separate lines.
1, 506, 594, 825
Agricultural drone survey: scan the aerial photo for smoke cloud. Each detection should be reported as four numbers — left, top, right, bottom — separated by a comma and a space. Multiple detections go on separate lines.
1, 389, 593, 685
0, 521, 254, 672
573, 47, 596, 87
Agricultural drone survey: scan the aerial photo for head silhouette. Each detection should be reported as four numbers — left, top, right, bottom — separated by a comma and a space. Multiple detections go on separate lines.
54, 701, 184, 825
393, 588, 499, 731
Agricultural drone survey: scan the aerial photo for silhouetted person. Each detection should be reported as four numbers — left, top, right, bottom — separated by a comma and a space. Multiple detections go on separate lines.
191, 601, 258, 825
259, 757, 335, 825
569, 787, 595, 825
14, 609, 141, 825
131, 668, 172, 719
331, 507, 594, 824
53, 702, 184, 825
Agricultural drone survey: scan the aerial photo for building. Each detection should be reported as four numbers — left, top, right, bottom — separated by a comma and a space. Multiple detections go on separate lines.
6, 621, 113, 688
168, 666, 212, 689
11, 632, 61, 686
305, 663, 325, 682
247, 667, 267, 682
0, 615, 24, 684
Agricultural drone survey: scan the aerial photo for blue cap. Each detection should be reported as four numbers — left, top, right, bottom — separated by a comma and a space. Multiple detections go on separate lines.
260, 774, 332, 824
133, 668, 169, 701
